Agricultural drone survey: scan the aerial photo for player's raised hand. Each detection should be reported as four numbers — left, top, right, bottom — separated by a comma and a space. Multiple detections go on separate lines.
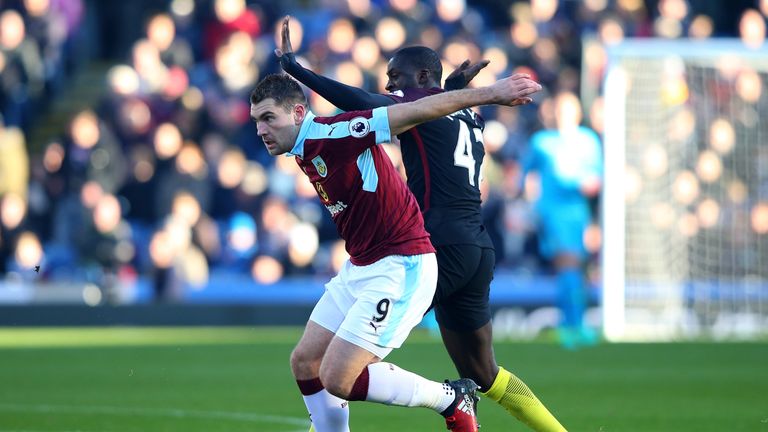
445, 59, 491, 88
274, 15, 293, 58
490, 73, 542, 106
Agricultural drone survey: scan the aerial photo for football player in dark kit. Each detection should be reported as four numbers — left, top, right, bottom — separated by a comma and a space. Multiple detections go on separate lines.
276, 16, 566, 432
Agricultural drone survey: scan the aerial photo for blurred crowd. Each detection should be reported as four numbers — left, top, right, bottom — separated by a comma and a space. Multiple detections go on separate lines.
0, 0, 85, 131
0, 0, 766, 302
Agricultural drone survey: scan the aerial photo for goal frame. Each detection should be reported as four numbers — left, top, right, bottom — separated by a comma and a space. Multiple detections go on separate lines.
601, 39, 768, 341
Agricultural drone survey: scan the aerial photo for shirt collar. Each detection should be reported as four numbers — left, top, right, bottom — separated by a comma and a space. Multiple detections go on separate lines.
286, 110, 315, 159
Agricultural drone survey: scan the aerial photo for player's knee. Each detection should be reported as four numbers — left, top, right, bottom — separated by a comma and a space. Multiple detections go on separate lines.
318, 374, 350, 398
289, 346, 321, 378
318, 362, 353, 398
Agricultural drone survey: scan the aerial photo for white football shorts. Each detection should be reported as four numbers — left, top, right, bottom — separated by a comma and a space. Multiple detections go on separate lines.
309, 253, 437, 359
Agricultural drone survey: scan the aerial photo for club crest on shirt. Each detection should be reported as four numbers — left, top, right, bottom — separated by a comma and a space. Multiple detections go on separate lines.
311, 155, 328, 177
349, 117, 371, 138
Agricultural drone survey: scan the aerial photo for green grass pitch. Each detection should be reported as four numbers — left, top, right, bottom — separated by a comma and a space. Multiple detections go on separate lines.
0, 327, 766, 431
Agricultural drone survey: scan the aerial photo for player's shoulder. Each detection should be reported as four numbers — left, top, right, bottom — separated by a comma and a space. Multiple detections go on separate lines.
531, 128, 557, 141
315, 109, 373, 125
311, 110, 378, 137
305, 108, 388, 147
449, 107, 484, 129
577, 126, 601, 142
529, 129, 556, 151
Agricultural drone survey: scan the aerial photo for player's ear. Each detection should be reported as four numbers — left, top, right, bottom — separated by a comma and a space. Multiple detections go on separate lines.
293, 103, 306, 125
417, 69, 430, 86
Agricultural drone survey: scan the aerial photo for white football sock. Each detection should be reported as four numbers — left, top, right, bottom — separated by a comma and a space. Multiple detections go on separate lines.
365, 362, 455, 413
302, 389, 350, 432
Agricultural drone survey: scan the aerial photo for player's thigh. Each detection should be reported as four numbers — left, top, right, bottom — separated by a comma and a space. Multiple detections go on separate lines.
335, 253, 437, 360
433, 243, 480, 302
539, 213, 588, 259
434, 246, 495, 332
292, 279, 349, 376
308, 277, 350, 336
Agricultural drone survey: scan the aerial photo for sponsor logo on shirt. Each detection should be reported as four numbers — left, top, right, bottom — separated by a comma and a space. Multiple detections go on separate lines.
324, 201, 348, 216
311, 155, 328, 177
315, 182, 329, 202
349, 117, 371, 138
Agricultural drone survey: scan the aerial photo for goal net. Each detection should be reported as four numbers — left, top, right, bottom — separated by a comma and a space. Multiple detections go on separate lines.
601, 39, 768, 341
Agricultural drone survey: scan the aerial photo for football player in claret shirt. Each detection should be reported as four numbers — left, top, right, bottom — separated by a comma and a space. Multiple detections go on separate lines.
249, 72, 541, 432
276, 16, 566, 432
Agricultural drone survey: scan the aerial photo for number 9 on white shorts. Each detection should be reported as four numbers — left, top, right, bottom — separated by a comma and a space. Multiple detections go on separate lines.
309, 253, 437, 359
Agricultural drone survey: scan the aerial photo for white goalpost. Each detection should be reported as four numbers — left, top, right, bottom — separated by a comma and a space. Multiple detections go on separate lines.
601, 39, 768, 341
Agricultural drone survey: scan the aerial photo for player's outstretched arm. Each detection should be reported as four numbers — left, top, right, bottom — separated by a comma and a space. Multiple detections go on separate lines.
275, 16, 394, 111
387, 73, 542, 136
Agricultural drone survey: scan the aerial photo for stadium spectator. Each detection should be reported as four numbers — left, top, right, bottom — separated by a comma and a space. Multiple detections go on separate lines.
0, 8, 45, 130
0, 0, 85, 132
0, 116, 30, 275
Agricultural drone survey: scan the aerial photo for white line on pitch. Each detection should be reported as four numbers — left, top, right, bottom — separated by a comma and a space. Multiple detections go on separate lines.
0, 430, 104, 432
0, 430, 100, 432
0, 402, 309, 427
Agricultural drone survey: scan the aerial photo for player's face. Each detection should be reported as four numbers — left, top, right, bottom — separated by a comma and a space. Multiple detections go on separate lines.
385, 58, 421, 92
555, 93, 582, 130
250, 98, 303, 156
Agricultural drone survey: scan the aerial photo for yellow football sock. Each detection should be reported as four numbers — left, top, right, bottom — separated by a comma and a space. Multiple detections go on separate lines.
308, 424, 315, 432
481, 366, 567, 432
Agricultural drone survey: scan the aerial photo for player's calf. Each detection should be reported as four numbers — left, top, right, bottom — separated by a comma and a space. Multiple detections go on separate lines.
345, 362, 480, 430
